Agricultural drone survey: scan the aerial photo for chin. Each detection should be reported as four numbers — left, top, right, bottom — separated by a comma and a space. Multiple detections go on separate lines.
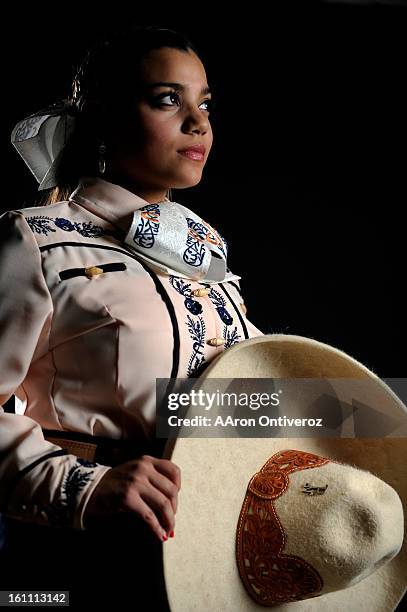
173, 172, 204, 190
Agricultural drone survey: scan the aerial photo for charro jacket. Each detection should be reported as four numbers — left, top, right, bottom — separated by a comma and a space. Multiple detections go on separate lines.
0, 176, 264, 532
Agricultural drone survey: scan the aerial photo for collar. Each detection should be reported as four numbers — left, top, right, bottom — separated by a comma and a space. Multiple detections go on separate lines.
68, 175, 241, 284
68, 175, 170, 233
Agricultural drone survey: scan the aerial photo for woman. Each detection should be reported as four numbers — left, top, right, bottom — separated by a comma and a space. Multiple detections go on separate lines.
0, 25, 264, 607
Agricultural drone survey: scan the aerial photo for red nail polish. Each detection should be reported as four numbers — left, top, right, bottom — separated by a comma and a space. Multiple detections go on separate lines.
162, 533, 168, 541
170, 530, 174, 538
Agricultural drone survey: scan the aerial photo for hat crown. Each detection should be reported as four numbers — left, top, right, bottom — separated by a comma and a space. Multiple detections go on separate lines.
236, 449, 404, 606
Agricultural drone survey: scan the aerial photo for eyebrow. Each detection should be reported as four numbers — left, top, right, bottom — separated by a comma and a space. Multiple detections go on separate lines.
145, 82, 212, 96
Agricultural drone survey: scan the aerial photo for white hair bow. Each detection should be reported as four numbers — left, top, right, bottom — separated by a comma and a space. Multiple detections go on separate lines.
10, 99, 77, 191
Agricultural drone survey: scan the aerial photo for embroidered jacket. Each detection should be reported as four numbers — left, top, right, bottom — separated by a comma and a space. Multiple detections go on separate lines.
0, 177, 264, 531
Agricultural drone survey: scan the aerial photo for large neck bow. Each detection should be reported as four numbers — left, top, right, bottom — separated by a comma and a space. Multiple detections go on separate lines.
124, 200, 241, 284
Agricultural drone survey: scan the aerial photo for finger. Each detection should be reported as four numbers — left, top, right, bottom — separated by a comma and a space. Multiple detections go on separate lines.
151, 457, 181, 491
132, 495, 168, 542
139, 485, 175, 535
148, 472, 179, 515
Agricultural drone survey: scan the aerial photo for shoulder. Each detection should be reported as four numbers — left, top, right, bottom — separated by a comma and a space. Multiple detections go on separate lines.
1, 200, 71, 226
16, 201, 72, 237
0, 201, 73, 248
1, 199, 119, 245
12, 200, 71, 222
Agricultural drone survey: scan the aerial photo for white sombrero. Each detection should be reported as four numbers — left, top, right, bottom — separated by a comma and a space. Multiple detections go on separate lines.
162, 334, 407, 611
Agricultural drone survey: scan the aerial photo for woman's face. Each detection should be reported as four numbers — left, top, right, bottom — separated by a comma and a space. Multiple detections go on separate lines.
107, 46, 214, 201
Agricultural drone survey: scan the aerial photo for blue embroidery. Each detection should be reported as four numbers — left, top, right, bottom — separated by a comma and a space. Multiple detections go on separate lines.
76, 458, 99, 468
38, 459, 96, 527
133, 204, 160, 249
169, 277, 203, 315
14, 116, 43, 141
169, 277, 234, 325
183, 217, 228, 269
64, 461, 95, 513
169, 275, 241, 376
184, 218, 207, 267
26, 216, 56, 235
187, 218, 227, 260
26, 215, 121, 240
207, 288, 234, 325
223, 326, 241, 349
186, 315, 206, 377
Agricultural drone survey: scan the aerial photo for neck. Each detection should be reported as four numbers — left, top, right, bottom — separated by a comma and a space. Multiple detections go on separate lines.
102, 172, 169, 204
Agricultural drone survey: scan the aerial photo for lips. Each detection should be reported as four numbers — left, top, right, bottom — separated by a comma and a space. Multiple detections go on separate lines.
178, 144, 206, 155
178, 144, 206, 161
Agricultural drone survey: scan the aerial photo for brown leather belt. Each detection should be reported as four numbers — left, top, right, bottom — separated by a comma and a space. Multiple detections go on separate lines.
42, 429, 167, 467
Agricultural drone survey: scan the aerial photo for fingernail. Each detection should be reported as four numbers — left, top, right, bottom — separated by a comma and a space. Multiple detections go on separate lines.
162, 532, 168, 541
170, 530, 174, 538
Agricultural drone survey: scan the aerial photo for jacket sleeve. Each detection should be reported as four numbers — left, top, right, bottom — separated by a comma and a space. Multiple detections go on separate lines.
0, 210, 111, 530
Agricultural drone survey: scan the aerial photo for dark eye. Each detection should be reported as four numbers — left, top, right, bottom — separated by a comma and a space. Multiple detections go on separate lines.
200, 99, 215, 113
156, 91, 215, 113
157, 91, 180, 106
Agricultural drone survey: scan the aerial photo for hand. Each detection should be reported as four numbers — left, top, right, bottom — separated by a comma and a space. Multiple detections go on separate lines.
83, 454, 181, 542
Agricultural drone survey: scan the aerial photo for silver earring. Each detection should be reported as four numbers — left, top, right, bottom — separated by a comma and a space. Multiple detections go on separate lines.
98, 142, 106, 174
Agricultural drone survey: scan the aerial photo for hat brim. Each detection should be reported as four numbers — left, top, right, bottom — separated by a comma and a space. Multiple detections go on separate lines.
162, 335, 407, 611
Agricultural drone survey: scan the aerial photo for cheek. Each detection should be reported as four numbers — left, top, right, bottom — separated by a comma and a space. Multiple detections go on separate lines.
135, 110, 175, 147
146, 128, 175, 153
144, 121, 178, 156
114, 110, 160, 151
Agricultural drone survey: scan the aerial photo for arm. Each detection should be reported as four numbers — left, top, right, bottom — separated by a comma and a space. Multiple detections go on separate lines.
0, 210, 111, 530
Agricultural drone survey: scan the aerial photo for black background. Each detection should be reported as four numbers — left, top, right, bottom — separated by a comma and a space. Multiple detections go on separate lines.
3, 0, 406, 377
1, 3, 406, 610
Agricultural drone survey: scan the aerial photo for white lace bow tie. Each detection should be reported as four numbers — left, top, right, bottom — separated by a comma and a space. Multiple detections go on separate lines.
123, 200, 241, 284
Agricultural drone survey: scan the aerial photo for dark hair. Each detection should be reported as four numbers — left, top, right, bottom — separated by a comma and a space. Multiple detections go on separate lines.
37, 24, 202, 206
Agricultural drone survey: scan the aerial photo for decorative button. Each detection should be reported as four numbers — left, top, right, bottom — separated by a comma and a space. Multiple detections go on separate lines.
85, 266, 104, 278
207, 337, 226, 347
240, 303, 247, 315
192, 288, 210, 297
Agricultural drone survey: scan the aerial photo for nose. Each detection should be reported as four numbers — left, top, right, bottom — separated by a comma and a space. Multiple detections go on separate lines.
182, 105, 210, 136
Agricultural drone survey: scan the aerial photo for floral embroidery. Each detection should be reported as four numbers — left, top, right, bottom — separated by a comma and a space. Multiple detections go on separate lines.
186, 315, 206, 377
206, 287, 240, 348
169, 277, 203, 315
26, 215, 121, 240
39, 459, 97, 527
26, 216, 56, 235
169, 277, 234, 326
185, 217, 228, 265
184, 218, 207, 267
223, 326, 241, 349
207, 288, 234, 325
169, 274, 242, 371
133, 204, 160, 248
14, 116, 44, 141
